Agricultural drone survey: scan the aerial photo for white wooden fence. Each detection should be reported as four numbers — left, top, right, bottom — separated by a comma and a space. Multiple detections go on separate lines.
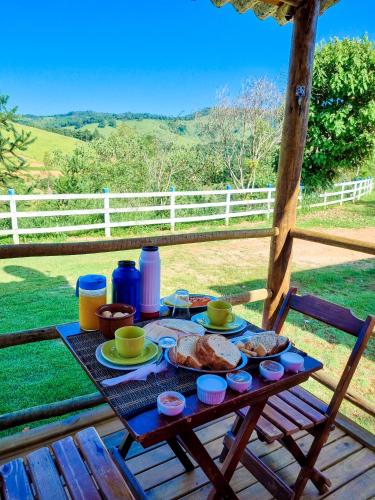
0, 178, 372, 244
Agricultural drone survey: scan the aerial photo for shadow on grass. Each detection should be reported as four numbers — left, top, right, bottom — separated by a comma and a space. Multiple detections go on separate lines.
1, 265, 76, 334
211, 258, 375, 363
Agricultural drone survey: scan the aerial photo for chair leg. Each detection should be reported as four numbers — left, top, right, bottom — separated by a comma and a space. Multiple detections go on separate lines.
167, 438, 195, 472
293, 424, 332, 499
219, 415, 243, 463
281, 435, 331, 494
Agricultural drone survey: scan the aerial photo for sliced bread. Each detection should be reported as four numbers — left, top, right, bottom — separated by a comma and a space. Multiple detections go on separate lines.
175, 335, 202, 369
196, 335, 241, 370
249, 332, 289, 355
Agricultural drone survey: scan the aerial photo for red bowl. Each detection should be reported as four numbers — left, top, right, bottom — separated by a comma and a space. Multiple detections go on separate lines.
96, 303, 136, 339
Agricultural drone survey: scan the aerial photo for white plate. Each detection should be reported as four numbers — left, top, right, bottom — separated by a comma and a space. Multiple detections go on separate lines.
95, 344, 161, 371
204, 323, 248, 336
164, 349, 248, 374
231, 334, 292, 361
144, 318, 205, 344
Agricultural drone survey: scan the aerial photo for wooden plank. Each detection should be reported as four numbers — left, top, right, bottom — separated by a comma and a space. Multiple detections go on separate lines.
0, 393, 105, 431
256, 415, 284, 442
52, 436, 101, 500
268, 395, 314, 429
0, 458, 33, 500
312, 371, 375, 417
26, 447, 67, 500
220, 288, 271, 306
291, 228, 375, 256
323, 466, 375, 499
289, 294, 364, 336
275, 436, 366, 495
289, 385, 328, 413
128, 415, 235, 475
145, 430, 310, 498
237, 429, 351, 499
0, 227, 277, 259
278, 390, 326, 424
0, 326, 59, 349
262, 0, 320, 328
333, 412, 375, 452
75, 427, 134, 499
0, 406, 115, 464
261, 404, 300, 435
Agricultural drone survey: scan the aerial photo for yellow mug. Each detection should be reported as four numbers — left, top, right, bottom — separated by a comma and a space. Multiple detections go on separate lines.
207, 300, 235, 326
115, 326, 145, 358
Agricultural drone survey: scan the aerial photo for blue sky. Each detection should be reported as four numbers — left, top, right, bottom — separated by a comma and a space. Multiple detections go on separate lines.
2, 0, 374, 116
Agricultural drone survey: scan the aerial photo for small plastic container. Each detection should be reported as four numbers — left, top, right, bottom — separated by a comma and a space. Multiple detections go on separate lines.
197, 375, 227, 405
76, 275, 107, 331
259, 360, 284, 381
96, 303, 136, 339
157, 391, 186, 416
226, 371, 252, 393
280, 352, 304, 373
158, 336, 177, 349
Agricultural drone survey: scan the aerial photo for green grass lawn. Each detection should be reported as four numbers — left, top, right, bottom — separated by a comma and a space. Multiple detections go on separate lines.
0, 194, 374, 436
14, 124, 82, 164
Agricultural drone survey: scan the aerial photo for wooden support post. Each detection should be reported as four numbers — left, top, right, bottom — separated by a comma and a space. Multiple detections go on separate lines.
263, 0, 320, 329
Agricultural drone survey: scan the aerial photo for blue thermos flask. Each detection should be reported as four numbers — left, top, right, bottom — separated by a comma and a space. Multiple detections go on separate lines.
112, 261, 141, 321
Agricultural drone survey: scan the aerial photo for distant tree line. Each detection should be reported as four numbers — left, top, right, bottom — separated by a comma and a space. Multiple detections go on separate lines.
16, 110, 198, 131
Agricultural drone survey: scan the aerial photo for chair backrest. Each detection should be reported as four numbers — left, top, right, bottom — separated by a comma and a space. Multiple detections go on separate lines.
272, 288, 375, 420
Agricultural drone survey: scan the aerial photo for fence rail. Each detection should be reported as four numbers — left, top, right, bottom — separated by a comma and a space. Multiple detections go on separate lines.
0, 178, 372, 244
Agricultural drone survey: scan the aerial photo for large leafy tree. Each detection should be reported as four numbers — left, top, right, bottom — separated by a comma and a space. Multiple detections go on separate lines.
0, 94, 34, 188
302, 36, 375, 189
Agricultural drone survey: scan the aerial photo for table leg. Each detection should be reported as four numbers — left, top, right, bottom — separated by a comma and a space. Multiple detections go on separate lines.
118, 432, 134, 458
207, 401, 266, 500
178, 430, 238, 500
167, 437, 195, 472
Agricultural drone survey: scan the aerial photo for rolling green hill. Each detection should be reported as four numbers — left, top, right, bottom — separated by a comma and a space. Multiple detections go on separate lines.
17, 110, 210, 148
14, 124, 82, 170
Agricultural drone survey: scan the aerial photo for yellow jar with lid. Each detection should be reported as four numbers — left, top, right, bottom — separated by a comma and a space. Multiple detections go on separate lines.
76, 275, 107, 331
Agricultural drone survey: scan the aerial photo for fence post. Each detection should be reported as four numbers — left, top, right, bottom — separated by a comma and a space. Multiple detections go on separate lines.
299, 183, 303, 209
7, 188, 19, 245
225, 185, 231, 226
323, 191, 328, 207
170, 186, 176, 232
102, 187, 111, 238
352, 178, 357, 202
340, 183, 344, 205
266, 184, 273, 219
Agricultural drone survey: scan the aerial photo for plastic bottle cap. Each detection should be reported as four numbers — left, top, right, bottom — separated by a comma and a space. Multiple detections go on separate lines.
78, 274, 106, 290
118, 260, 135, 267
142, 246, 158, 252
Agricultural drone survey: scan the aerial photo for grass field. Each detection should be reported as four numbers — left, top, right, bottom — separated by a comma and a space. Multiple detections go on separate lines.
14, 124, 82, 165
0, 195, 374, 437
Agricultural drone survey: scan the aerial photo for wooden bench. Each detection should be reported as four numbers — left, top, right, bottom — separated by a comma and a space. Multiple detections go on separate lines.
0, 427, 135, 500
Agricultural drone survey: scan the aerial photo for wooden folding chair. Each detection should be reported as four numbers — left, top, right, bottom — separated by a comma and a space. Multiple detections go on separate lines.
219, 288, 375, 499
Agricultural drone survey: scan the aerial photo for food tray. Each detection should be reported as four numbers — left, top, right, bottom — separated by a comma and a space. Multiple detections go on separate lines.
231, 334, 292, 361
161, 293, 217, 311
164, 349, 248, 374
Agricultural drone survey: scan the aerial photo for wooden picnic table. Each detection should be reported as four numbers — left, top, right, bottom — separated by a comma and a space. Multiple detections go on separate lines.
57, 321, 323, 499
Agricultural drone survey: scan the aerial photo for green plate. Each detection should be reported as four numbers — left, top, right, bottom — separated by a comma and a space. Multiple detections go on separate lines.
101, 339, 159, 366
191, 311, 246, 331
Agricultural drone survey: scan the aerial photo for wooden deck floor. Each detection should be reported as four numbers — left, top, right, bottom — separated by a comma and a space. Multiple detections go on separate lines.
1, 412, 374, 499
